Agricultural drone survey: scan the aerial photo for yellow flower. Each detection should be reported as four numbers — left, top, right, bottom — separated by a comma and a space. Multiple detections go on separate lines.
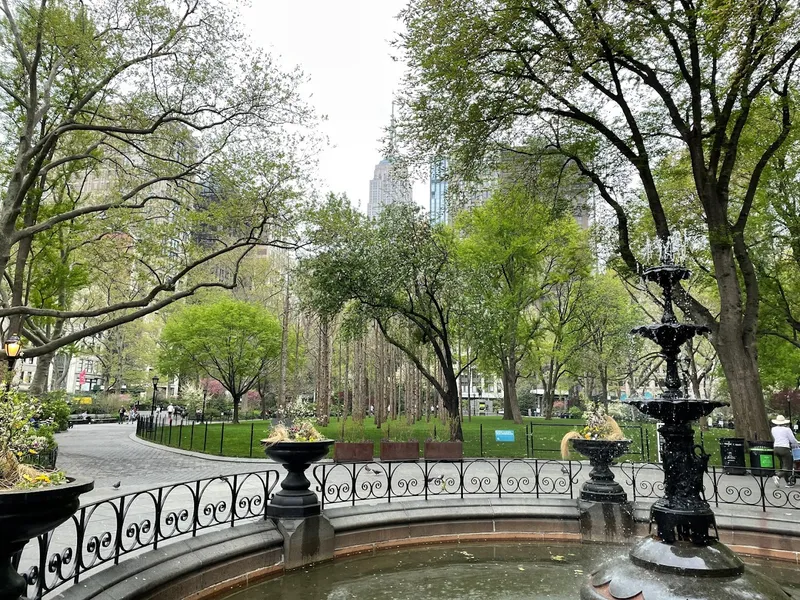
34, 475, 51, 483
584, 434, 591, 439
28, 449, 38, 454
22, 474, 33, 482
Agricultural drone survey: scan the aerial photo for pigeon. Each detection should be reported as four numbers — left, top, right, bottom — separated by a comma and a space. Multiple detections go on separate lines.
561, 466, 570, 475
112, 481, 121, 489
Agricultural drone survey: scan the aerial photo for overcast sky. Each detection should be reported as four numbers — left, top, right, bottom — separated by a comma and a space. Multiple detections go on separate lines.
242, 1, 428, 213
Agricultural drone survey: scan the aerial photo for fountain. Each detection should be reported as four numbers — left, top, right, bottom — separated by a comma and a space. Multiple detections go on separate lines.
581, 246, 789, 599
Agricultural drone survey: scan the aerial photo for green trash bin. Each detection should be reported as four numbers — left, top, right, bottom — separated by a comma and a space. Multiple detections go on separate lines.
748, 441, 775, 476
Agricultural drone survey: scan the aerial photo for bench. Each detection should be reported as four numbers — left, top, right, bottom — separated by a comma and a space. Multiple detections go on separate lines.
68, 414, 118, 425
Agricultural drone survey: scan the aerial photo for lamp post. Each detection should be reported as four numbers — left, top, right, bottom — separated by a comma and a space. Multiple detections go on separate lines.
150, 376, 159, 430
3, 333, 22, 395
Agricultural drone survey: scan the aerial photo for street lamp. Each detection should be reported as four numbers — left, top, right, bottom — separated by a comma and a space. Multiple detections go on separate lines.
3, 333, 22, 394
150, 376, 159, 429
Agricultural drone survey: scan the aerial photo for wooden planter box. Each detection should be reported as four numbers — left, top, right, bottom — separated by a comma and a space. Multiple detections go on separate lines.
424, 441, 463, 461
379, 441, 420, 462
333, 441, 374, 462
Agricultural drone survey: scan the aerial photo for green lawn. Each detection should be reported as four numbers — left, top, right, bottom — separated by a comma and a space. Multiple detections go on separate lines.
141, 416, 733, 466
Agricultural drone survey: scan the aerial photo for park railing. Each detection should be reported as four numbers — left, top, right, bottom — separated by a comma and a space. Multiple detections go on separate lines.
312, 458, 800, 513
14, 470, 280, 600
137, 417, 667, 462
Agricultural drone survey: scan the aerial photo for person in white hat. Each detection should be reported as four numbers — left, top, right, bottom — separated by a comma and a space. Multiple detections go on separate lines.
771, 415, 798, 487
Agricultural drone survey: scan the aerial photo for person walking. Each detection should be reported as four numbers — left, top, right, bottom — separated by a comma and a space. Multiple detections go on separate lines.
118, 407, 125, 424
167, 403, 175, 426
771, 415, 798, 487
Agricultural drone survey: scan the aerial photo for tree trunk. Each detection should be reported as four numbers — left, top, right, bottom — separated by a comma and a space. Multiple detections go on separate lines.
706, 243, 769, 441
232, 394, 241, 424
319, 316, 331, 427
716, 331, 769, 440
278, 273, 290, 407
501, 352, 523, 423
29, 352, 54, 395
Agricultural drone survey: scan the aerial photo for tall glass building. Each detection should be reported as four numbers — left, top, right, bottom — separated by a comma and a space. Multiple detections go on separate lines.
429, 158, 448, 225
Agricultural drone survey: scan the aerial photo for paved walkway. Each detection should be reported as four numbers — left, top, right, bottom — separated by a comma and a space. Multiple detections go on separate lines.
56, 424, 271, 503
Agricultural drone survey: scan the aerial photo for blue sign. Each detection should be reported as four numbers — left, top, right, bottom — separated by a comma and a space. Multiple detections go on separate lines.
495, 430, 515, 442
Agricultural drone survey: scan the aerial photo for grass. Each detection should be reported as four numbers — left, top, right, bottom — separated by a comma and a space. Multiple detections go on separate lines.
141, 416, 734, 466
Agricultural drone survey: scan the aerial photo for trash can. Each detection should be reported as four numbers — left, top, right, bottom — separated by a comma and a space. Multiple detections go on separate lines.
719, 438, 746, 475
748, 440, 775, 476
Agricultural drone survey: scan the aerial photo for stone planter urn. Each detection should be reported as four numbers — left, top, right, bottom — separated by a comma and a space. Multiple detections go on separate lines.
333, 441, 374, 462
1, 477, 94, 600
379, 441, 419, 462
265, 440, 334, 519
570, 438, 630, 503
424, 441, 463, 461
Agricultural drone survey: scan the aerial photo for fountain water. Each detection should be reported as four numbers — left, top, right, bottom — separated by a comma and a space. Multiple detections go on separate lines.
580, 251, 790, 599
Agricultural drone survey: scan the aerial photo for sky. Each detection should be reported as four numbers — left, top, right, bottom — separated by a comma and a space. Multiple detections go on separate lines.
242, 1, 429, 213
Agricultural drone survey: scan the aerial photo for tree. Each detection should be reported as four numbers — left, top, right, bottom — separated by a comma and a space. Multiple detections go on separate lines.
530, 275, 590, 419
456, 184, 588, 423
158, 298, 282, 423
0, 0, 313, 364
396, 0, 800, 440
300, 197, 471, 440
572, 274, 643, 407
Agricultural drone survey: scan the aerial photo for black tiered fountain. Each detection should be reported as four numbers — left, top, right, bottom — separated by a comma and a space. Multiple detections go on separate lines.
581, 257, 790, 600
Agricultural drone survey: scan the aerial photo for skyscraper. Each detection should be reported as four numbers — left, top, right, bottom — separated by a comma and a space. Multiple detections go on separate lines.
367, 159, 412, 219
430, 158, 448, 225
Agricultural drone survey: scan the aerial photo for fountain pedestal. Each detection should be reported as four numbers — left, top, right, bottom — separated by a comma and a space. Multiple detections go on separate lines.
570, 438, 635, 543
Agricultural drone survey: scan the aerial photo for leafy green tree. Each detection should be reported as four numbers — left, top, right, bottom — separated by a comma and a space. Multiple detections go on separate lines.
300, 197, 470, 440
572, 274, 643, 406
456, 185, 588, 423
158, 299, 282, 423
396, 0, 800, 439
0, 0, 313, 366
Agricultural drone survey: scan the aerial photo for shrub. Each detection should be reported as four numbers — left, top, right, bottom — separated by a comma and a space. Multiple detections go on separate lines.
39, 392, 71, 432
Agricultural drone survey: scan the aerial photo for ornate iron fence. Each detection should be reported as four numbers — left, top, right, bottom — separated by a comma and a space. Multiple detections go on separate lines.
313, 459, 586, 508
14, 470, 280, 600
313, 458, 800, 512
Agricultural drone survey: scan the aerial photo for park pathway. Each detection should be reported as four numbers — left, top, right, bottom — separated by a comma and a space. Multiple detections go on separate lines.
56, 423, 271, 503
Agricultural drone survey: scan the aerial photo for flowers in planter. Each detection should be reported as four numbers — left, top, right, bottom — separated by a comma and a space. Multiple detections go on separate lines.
262, 420, 325, 445
1, 391, 65, 490
560, 404, 625, 459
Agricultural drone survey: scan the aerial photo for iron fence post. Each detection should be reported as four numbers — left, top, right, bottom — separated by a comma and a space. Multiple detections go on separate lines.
154, 487, 163, 550
114, 496, 124, 564
204, 422, 209, 452
192, 480, 200, 537
178, 422, 183, 449
190, 423, 195, 450
480, 424, 483, 457
498, 459, 502, 498
220, 422, 225, 456
250, 423, 255, 458
231, 475, 238, 527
